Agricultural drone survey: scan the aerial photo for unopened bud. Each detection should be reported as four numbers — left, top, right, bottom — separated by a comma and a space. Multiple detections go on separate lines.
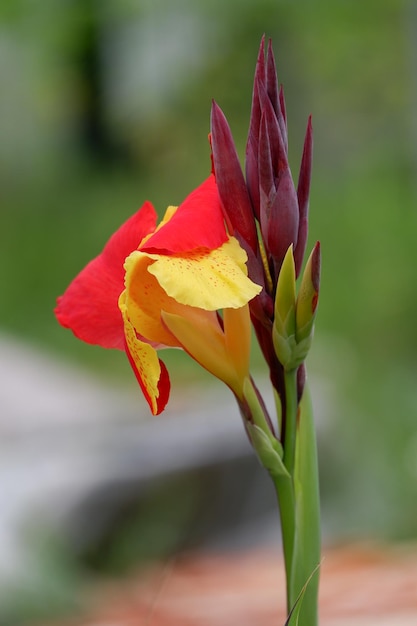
294, 116, 313, 276
210, 101, 258, 253
273, 243, 320, 371
272, 245, 297, 369
246, 422, 287, 478
295, 241, 320, 344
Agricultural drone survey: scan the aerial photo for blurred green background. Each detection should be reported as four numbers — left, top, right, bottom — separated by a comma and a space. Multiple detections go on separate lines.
1, 0, 417, 620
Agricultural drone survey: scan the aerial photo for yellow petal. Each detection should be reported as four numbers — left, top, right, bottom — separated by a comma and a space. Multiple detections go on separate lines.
119, 290, 162, 415
148, 237, 262, 311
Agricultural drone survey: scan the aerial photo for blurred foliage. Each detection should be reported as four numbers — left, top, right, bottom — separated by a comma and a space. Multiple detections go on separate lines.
1, 0, 417, 599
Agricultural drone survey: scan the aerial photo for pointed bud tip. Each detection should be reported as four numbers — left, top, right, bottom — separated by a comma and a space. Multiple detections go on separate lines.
305, 115, 313, 147
210, 99, 221, 119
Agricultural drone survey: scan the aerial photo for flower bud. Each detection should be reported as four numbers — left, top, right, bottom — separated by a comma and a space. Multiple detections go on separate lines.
246, 36, 288, 220
272, 245, 297, 369
273, 243, 320, 371
265, 168, 299, 271
294, 117, 313, 276
295, 241, 320, 345
246, 422, 288, 478
210, 101, 258, 253
247, 39, 299, 274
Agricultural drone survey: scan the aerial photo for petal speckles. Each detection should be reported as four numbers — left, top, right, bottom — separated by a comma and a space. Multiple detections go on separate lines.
148, 238, 262, 311
119, 291, 170, 415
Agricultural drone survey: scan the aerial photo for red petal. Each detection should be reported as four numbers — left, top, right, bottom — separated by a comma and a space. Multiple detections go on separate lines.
126, 344, 171, 415
141, 175, 228, 254
55, 201, 158, 349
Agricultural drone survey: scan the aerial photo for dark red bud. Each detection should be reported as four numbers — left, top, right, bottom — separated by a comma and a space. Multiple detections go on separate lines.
257, 89, 298, 271
266, 39, 287, 154
261, 87, 287, 179
246, 41, 266, 219
279, 84, 287, 127
211, 101, 258, 252
246, 141, 261, 220
258, 113, 275, 202
294, 116, 313, 276
247, 38, 267, 154
266, 38, 280, 119
265, 169, 299, 267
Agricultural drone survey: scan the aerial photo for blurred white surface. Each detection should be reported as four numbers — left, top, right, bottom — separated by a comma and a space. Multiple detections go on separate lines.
0, 333, 329, 598
0, 333, 254, 586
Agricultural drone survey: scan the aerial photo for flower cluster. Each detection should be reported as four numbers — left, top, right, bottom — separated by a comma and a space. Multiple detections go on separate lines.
55, 37, 320, 422
207, 40, 321, 623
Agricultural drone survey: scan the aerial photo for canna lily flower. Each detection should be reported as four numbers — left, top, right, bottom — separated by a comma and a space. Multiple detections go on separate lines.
55, 175, 262, 415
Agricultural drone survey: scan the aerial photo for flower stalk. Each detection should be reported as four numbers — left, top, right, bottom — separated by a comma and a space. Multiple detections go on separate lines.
211, 36, 321, 625
55, 34, 322, 626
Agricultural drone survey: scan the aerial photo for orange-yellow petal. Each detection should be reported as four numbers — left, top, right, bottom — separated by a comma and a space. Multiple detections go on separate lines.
223, 305, 251, 384
161, 310, 245, 397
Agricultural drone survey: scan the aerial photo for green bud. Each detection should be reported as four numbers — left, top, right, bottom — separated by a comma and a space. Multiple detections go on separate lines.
274, 245, 297, 332
295, 242, 320, 344
272, 246, 297, 369
273, 243, 320, 370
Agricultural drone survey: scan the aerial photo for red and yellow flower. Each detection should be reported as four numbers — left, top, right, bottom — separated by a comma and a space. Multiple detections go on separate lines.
55, 175, 262, 415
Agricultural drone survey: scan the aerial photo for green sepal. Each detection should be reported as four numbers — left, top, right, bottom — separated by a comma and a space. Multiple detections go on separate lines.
272, 331, 313, 372
272, 327, 297, 370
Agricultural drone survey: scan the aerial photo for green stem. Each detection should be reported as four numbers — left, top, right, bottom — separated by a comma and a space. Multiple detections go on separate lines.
272, 473, 295, 611
291, 384, 321, 626
244, 373, 298, 614
241, 374, 320, 625
275, 367, 300, 615
281, 370, 320, 625
283, 367, 298, 477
